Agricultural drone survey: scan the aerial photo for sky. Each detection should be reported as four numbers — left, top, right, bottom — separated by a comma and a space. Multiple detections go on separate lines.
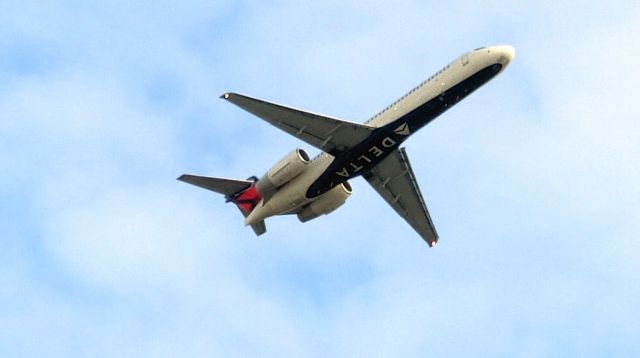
1, 0, 639, 356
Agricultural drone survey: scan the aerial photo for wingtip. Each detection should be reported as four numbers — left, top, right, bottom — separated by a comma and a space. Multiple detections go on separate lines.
220, 92, 232, 100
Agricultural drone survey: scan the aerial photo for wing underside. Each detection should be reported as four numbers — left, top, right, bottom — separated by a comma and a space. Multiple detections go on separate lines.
363, 148, 439, 247
222, 92, 374, 155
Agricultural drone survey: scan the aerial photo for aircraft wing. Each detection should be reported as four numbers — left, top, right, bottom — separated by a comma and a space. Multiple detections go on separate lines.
222, 92, 375, 156
363, 147, 439, 247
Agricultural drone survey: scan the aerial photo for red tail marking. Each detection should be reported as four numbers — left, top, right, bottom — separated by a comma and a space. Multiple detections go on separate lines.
233, 183, 263, 215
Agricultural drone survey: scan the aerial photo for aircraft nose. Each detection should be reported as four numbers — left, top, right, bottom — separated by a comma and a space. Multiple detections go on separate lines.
496, 45, 515, 66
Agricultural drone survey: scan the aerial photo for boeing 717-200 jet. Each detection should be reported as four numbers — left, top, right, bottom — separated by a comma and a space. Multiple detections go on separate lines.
179, 45, 515, 247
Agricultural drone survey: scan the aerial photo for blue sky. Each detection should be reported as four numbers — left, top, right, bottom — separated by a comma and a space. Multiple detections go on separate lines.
2, 0, 639, 356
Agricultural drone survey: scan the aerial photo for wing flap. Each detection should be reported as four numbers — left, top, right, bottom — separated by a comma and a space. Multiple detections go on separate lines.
363, 148, 439, 247
222, 92, 374, 155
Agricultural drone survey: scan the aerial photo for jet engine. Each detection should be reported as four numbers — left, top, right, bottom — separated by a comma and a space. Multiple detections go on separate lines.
256, 148, 310, 193
297, 181, 352, 222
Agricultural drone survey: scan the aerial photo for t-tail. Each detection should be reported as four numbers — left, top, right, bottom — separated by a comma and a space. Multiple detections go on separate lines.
177, 174, 266, 235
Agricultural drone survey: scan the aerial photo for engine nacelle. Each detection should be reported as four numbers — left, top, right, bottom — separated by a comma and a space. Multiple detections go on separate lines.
256, 148, 310, 193
297, 181, 352, 223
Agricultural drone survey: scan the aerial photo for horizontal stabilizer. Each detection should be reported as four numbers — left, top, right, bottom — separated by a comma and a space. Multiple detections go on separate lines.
178, 174, 253, 196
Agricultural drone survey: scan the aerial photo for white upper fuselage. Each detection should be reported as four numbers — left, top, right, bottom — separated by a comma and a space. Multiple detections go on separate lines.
244, 45, 515, 225
366, 45, 515, 128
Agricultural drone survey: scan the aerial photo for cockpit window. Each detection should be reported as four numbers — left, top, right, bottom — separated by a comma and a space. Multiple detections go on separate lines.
474, 47, 486, 51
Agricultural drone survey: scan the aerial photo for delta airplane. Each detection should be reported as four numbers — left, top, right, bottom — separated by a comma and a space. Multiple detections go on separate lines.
179, 45, 515, 247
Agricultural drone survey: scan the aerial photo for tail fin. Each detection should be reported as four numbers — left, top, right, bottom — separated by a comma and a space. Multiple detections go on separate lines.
178, 174, 267, 236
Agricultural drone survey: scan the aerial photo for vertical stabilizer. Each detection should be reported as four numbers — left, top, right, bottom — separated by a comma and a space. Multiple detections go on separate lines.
231, 181, 263, 216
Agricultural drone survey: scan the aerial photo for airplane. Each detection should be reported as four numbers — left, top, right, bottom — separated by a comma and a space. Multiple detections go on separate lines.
179, 45, 515, 247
